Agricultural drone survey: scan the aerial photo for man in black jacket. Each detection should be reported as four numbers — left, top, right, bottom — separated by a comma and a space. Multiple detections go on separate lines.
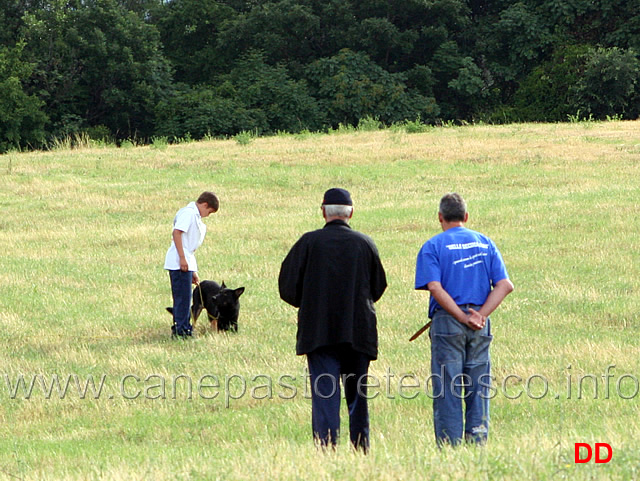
278, 188, 387, 452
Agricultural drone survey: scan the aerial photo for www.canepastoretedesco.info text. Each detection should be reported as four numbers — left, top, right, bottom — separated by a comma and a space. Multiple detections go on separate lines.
2, 365, 638, 407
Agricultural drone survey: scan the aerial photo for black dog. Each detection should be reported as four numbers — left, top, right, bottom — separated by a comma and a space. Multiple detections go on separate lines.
167, 280, 245, 332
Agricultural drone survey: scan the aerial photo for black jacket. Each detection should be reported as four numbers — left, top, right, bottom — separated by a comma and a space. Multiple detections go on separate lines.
278, 220, 387, 359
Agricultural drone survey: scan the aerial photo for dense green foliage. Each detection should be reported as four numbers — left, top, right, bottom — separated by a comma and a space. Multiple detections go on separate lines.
0, 42, 48, 151
1, 0, 639, 151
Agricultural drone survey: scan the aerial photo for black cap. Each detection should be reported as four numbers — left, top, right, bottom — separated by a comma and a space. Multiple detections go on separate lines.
322, 188, 352, 206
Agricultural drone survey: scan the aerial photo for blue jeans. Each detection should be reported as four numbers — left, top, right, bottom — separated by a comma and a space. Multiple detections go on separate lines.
430, 306, 493, 446
169, 270, 193, 336
306, 345, 371, 452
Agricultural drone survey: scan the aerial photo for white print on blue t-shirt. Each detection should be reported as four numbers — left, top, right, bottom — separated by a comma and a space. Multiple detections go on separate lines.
414, 227, 509, 318
453, 252, 488, 268
445, 242, 489, 250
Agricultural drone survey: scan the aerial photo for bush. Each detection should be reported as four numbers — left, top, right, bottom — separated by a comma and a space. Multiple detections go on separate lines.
222, 51, 325, 134
511, 45, 590, 122
357, 116, 382, 131
574, 47, 640, 119
305, 49, 439, 128
512, 46, 640, 121
154, 51, 325, 138
234, 130, 255, 145
397, 116, 432, 133
84, 125, 113, 144
154, 84, 268, 139
0, 43, 47, 153
151, 136, 169, 149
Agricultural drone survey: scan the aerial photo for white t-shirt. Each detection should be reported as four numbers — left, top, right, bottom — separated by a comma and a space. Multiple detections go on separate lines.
164, 202, 206, 271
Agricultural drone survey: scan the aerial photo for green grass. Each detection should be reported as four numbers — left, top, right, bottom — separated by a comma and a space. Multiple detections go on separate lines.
1, 121, 639, 480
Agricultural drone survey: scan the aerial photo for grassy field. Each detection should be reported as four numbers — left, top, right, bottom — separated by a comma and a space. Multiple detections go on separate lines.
1, 121, 639, 480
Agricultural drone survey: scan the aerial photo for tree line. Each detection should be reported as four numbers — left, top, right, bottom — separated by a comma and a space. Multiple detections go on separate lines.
1, 0, 639, 153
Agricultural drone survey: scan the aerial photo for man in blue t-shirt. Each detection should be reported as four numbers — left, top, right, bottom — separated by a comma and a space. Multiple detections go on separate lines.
415, 192, 514, 446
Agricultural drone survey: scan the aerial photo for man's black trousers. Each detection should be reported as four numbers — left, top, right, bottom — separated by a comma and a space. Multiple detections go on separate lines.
306, 345, 371, 452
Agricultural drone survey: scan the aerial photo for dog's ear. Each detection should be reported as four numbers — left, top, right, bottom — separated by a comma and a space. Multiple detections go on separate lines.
166, 307, 173, 314
234, 287, 245, 298
221, 281, 226, 288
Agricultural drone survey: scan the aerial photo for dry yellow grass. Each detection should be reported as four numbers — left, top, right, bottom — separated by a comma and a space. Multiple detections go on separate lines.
1, 121, 639, 479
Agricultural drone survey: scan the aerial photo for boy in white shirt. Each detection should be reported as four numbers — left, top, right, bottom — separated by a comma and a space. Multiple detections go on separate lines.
164, 191, 219, 337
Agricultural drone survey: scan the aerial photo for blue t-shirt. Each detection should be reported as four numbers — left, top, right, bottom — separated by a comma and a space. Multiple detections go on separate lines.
415, 226, 509, 318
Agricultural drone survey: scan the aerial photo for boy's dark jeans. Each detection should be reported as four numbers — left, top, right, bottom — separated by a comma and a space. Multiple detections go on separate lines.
169, 270, 193, 336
